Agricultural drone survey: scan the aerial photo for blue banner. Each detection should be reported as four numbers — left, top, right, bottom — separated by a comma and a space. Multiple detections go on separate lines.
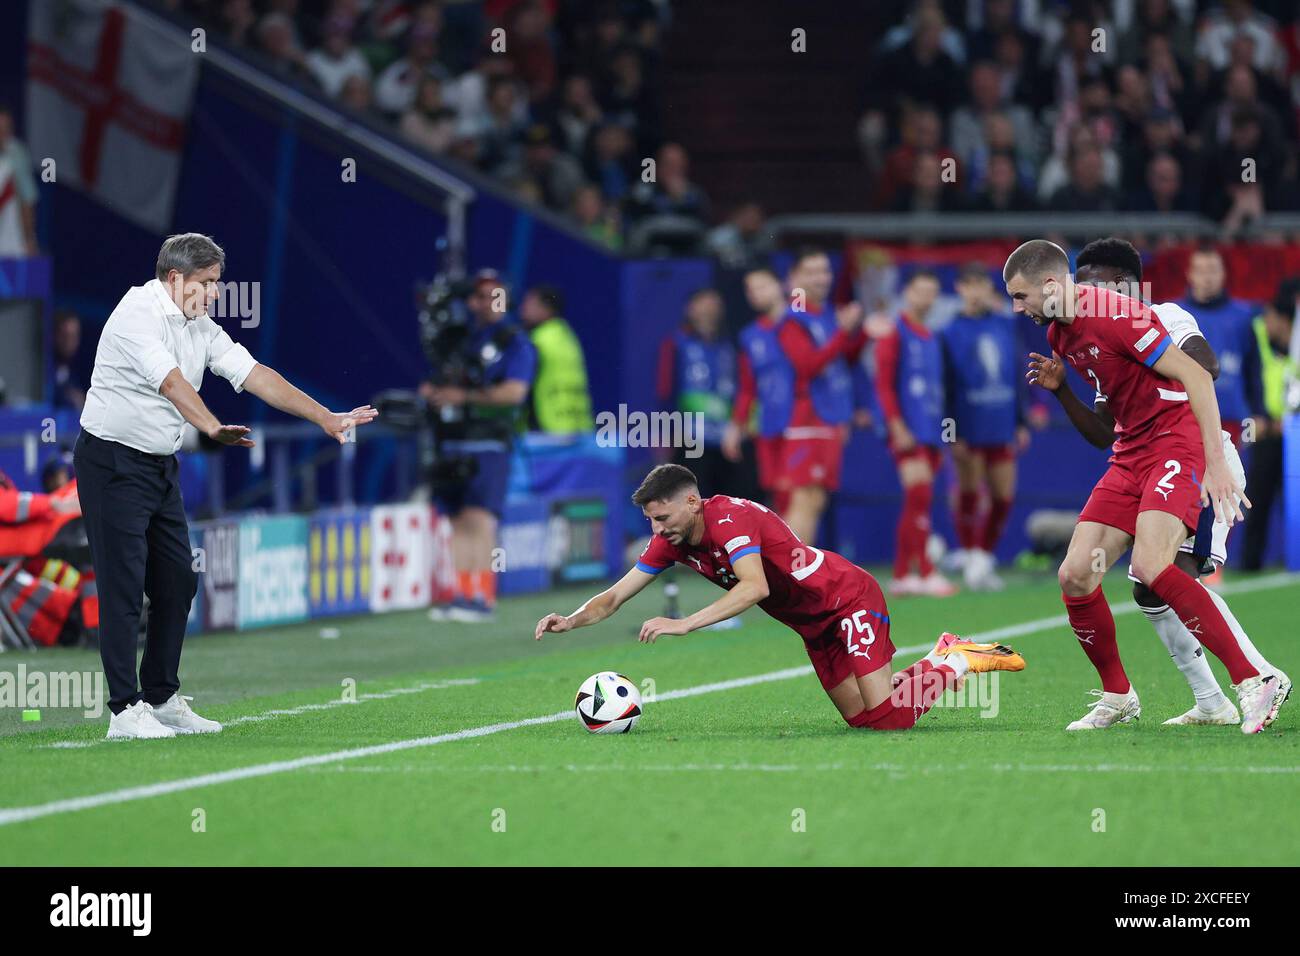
309, 508, 371, 617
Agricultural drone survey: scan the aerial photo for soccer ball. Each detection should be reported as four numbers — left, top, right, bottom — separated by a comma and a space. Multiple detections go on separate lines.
575, 672, 642, 734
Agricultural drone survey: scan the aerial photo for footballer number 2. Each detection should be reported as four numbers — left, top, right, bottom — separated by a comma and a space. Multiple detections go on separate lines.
1156, 459, 1180, 499
840, 610, 877, 659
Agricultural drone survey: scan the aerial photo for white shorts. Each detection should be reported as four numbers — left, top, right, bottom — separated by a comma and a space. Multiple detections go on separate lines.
1128, 430, 1245, 581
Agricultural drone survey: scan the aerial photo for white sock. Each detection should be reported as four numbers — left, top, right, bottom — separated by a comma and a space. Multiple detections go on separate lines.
1141, 603, 1229, 710
1201, 581, 1272, 675
936, 652, 969, 680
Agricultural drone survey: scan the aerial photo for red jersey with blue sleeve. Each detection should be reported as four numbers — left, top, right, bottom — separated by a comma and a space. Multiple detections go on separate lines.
1047, 285, 1199, 461
634, 495, 878, 640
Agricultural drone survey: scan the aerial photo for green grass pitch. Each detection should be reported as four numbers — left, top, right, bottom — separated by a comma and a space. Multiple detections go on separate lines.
0, 569, 1296, 866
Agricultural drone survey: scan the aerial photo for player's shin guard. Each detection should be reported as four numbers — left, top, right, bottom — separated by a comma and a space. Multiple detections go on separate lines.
1063, 586, 1130, 694
848, 659, 967, 730
1150, 565, 1259, 684
983, 496, 1013, 553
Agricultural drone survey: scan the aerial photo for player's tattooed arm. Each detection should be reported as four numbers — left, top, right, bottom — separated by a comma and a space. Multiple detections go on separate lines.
638, 553, 769, 643
1025, 352, 1115, 449
1178, 334, 1221, 381
534, 566, 658, 640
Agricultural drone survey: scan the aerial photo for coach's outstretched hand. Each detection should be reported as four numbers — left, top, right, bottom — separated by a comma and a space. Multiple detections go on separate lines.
535, 612, 573, 641
208, 424, 256, 447
320, 405, 379, 444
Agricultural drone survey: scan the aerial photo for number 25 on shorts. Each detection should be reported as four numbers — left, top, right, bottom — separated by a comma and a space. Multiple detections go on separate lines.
840, 610, 877, 659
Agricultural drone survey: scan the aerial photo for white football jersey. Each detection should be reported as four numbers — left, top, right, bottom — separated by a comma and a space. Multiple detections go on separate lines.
1150, 301, 1203, 349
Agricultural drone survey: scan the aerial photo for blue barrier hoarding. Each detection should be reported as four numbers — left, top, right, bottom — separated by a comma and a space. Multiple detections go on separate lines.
309, 509, 371, 617
496, 498, 549, 596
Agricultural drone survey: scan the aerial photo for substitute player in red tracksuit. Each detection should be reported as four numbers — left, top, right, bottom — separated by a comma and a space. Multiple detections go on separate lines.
0, 470, 96, 646
773, 249, 869, 544
874, 269, 957, 597
535, 464, 1026, 729
725, 268, 790, 512
1005, 239, 1291, 734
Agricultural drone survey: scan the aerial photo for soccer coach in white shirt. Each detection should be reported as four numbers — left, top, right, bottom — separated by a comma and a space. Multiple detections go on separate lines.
75, 234, 378, 739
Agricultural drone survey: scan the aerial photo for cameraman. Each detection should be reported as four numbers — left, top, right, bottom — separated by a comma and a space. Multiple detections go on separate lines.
420, 271, 536, 622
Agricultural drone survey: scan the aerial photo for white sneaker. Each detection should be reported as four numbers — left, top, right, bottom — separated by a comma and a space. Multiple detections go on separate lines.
1235, 669, 1292, 735
1163, 699, 1240, 726
1066, 688, 1141, 730
963, 550, 1005, 591
106, 701, 176, 740
151, 694, 222, 734
890, 573, 924, 596
941, 548, 971, 574
917, 572, 959, 597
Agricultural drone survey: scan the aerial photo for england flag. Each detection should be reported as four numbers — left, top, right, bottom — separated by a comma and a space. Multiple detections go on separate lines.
25, 0, 199, 232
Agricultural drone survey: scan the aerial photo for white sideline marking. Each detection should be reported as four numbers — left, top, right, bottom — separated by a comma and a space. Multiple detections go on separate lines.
0, 668, 817, 827
3, 572, 1296, 826
36, 679, 481, 750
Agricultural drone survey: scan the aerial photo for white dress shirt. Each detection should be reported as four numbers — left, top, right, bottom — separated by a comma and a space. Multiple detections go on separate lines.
80, 279, 258, 455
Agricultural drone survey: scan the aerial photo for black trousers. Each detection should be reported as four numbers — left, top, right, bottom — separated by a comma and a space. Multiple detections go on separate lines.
73, 430, 197, 715
1242, 434, 1284, 571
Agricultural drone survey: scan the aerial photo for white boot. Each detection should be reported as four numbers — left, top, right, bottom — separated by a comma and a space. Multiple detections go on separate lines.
1235, 669, 1292, 735
1066, 688, 1141, 730
106, 701, 177, 740
151, 694, 223, 734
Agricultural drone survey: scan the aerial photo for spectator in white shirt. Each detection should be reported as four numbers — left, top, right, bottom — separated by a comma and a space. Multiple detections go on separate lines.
1196, 0, 1284, 73
74, 233, 377, 740
374, 6, 447, 116
444, 55, 525, 139
306, 14, 372, 99
0, 105, 39, 256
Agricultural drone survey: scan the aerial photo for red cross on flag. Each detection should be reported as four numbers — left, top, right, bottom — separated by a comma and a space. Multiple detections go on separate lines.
26, 0, 199, 232
0, 161, 23, 256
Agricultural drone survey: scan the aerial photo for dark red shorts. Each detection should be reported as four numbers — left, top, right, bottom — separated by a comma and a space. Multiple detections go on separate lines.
779, 428, 845, 490
964, 442, 1016, 467
754, 436, 784, 491
803, 571, 897, 690
1079, 438, 1205, 536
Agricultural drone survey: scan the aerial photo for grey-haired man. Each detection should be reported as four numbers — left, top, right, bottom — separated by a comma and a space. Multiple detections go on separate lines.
75, 233, 378, 739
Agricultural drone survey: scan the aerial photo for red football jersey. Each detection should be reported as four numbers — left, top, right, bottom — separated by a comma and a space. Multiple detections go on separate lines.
1047, 284, 1200, 460
635, 495, 871, 640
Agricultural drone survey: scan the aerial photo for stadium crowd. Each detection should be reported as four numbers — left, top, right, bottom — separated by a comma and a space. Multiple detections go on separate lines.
862, 0, 1300, 230
162, 0, 677, 249
140, 0, 1300, 250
